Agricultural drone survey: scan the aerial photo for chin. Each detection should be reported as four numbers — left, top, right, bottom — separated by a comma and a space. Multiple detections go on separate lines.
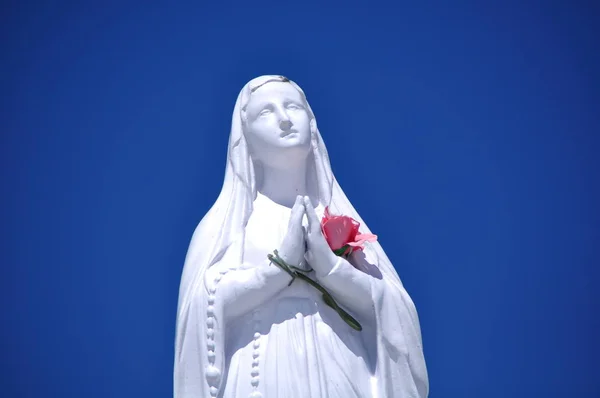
275, 138, 311, 158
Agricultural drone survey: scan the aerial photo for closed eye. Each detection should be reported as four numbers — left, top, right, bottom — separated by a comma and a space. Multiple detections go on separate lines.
259, 108, 272, 117
286, 103, 302, 110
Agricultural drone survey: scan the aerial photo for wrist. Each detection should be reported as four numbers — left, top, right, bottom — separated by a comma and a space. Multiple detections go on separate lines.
314, 251, 342, 278
278, 248, 302, 266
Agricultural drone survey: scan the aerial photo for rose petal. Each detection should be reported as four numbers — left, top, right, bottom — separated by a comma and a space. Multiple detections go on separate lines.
322, 216, 355, 250
347, 233, 378, 248
321, 208, 378, 255
356, 233, 378, 243
348, 219, 360, 241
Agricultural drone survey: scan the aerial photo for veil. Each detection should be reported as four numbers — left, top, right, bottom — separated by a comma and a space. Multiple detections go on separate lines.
174, 76, 428, 398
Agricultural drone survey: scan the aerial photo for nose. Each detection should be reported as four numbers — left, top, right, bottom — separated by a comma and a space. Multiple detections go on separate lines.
279, 119, 293, 131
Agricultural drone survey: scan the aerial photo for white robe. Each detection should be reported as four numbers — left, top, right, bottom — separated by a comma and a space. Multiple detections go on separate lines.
178, 191, 428, 398
219, 193, 373, 398
174, 76, 428, 398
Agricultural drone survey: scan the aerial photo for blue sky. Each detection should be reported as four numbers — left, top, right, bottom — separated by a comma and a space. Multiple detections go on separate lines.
2, 1, 599, 397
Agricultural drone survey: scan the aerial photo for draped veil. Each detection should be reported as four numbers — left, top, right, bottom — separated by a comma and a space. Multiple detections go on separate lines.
174, 76, 428, 398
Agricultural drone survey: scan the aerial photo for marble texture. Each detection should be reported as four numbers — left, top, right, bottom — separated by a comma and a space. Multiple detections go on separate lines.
174, 75, 428, 398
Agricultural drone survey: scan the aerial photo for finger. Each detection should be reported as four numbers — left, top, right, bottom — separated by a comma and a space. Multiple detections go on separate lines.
290, 195, 302, 218
291, 196, 305, 221
303, 196, 320, 232
295, 194, 303, 206
291, 195, 302, 211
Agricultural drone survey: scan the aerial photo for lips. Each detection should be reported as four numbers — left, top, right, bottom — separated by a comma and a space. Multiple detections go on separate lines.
280, 130, 298, 137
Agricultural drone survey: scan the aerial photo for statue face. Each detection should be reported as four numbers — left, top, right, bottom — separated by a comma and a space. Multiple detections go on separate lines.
244, 82, 312, 167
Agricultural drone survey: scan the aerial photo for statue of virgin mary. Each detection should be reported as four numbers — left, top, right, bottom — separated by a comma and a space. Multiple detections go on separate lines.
174, 75, 428, 398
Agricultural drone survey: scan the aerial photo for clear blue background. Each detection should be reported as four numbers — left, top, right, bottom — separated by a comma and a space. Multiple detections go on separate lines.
2, 1, 599, 397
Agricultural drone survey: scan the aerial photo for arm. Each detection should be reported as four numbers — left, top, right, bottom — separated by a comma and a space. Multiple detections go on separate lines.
206, 259, 292, 320
313, 250, 381, 319
303, 197, 381, 320
206, 195, 307, 321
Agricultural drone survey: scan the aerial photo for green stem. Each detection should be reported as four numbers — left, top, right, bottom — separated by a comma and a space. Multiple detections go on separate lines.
267, 251, 296, 286
268, 251, 362, 331
333, 245, 350, 257
295, 272, 362, 331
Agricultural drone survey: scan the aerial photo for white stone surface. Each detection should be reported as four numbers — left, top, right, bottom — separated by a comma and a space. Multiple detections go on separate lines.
174, 75, 428, 398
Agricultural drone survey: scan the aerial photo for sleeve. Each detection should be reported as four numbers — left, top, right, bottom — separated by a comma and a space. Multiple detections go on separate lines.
206, 258, 293, 320
314, 248, 384, 320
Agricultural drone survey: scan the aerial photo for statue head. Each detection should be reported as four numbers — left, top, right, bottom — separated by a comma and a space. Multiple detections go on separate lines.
241, 76, 314, 171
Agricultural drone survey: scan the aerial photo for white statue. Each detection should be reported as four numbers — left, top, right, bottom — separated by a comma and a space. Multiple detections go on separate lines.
174, 75, 428, 398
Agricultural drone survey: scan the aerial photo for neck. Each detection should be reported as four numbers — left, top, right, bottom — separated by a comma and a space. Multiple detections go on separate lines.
259, 163, 308, 208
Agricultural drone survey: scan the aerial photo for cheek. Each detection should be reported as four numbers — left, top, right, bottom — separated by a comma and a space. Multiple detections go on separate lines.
295, 111, 310, 123
248, 120, 277, 141
292, 113, 311, 131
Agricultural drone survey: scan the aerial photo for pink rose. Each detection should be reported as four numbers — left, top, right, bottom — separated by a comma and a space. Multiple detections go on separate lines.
320, 207, 378, 256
